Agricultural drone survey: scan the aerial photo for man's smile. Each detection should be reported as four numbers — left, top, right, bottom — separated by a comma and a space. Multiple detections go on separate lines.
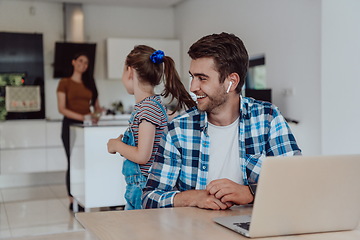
196, 94, 207, 99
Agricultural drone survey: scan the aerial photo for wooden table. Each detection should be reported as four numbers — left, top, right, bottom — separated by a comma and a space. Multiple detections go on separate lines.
76, 206, 360, 240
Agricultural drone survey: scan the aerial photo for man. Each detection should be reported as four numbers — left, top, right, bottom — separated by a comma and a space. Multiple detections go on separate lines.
142, 32, 301, 210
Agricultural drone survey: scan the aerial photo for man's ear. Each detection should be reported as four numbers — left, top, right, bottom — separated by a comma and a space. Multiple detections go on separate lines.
227, 73, 240, 90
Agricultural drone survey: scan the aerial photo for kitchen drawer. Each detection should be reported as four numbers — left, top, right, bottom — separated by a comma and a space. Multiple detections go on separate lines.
1, 148, 47, 173
0, 120, 46, 149
46, 147, 67, 171
46, 121, 63, 147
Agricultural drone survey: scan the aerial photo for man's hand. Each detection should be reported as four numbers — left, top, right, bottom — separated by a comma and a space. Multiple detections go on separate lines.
173, 190, 233, 210
206, 178, 254, 205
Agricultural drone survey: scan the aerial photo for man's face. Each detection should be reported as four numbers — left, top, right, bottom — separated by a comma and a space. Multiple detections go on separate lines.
189, 57, 228, 113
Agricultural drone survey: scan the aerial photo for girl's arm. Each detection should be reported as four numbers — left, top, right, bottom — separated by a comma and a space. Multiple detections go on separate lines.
57, 91, 85, 121
107, 120, 155, 164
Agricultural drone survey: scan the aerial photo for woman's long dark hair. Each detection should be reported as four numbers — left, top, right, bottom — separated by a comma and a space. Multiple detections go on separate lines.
71, 53, 98, 107
125, 45, 196, 113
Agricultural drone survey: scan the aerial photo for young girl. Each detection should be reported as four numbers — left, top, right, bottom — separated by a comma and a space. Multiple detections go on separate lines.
107, 45, 196, 210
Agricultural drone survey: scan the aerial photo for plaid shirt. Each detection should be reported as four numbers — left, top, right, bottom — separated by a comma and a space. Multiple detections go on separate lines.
142, 97, 301, 208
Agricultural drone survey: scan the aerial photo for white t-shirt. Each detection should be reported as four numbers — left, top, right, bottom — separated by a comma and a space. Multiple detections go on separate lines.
207, 117, 243, 185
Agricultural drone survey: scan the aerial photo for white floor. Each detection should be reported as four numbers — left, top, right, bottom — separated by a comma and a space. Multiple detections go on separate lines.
0, 184, 98, 240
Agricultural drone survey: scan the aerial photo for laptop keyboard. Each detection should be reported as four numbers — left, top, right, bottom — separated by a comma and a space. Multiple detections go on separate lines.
233, 222, 250, 231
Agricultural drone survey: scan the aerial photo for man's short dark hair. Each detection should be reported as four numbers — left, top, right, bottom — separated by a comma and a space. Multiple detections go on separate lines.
188, 32, 249, 93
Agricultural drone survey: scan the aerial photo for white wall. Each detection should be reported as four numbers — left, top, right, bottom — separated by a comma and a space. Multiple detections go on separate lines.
321, 0, 360, 155
1, 0, 359, 157
174, 0, 322, 155
0, 0, 176, 120
82, 4, 176, 115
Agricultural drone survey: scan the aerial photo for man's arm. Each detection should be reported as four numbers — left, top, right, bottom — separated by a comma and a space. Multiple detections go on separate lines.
202, 103, 299, 207
142, 130, 182, 208
142, 126, 233, 210
143, 149, 234, 210
266, 106, 302, 156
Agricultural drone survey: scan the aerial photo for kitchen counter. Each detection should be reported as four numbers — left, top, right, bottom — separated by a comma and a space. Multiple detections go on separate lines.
70, 122, 129, 211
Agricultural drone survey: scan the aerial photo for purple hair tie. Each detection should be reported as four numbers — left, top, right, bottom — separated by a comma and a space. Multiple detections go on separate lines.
150, 50, 165, 64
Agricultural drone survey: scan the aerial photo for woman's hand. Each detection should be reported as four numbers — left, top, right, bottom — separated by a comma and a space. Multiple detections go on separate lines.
91, 112, 102, 124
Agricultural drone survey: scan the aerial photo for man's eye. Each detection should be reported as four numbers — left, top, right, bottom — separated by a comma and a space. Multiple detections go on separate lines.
199, 77, 206, 81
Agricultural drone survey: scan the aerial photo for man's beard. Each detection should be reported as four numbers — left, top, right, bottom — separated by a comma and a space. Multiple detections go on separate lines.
197, 89, 228, 113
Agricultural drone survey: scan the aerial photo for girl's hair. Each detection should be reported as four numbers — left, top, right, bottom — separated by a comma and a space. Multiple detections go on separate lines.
125, 45, 196, 113
71, 53, 98, 106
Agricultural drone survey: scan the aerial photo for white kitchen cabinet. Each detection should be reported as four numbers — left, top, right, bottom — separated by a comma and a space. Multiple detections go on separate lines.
1, 148, 47, 173
0, 120, 46, 149
46, 148, 67, 171
0, 120, 46, 174
0, 118, 129, 192
46, 121, 67, 171
46, 121, 64, 147
0, 120, 66, 174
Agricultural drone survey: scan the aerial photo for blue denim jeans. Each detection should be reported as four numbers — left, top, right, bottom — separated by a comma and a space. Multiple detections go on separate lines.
121, 126, 146, 210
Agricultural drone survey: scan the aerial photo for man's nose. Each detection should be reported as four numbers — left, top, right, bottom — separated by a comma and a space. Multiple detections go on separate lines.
190, 78, 200, 93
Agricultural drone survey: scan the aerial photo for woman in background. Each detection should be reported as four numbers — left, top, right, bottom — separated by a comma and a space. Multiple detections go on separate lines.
107, 45, 196, 210
56, 53, 102, 211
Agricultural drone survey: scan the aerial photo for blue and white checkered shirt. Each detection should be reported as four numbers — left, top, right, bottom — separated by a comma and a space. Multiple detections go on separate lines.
142, 97, 301, 208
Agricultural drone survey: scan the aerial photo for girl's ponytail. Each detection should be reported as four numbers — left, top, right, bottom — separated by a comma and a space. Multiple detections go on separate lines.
162, 56, 196, 113
126, 45, 196, 114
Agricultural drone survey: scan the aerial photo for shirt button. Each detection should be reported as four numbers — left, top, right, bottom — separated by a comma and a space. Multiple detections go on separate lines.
202, 165, 207, 170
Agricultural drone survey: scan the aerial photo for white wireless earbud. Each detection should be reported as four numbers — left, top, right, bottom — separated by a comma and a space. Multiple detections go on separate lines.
226, 81, 233, 93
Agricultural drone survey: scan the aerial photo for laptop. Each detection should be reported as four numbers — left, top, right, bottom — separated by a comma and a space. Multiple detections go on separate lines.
213, 154, 360, 238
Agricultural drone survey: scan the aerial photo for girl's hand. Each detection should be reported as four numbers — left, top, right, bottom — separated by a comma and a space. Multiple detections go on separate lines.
107, 134, 123, 154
